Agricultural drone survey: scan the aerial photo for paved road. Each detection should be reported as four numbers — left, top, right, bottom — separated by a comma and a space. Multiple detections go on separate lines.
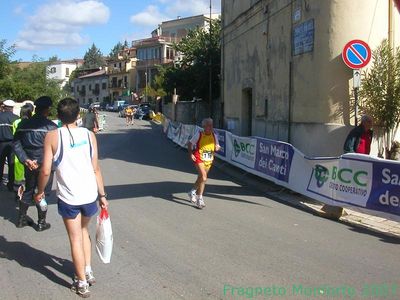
1, 113, 399, 300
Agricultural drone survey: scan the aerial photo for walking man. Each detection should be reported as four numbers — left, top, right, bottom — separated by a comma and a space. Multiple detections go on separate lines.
83, 107, 99, 133
187, 118, 220, 208
13, 96, 58, 231
0, 100, 18, 191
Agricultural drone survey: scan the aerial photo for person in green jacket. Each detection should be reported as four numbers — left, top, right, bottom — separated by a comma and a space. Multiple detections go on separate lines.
12, 104, 34, 199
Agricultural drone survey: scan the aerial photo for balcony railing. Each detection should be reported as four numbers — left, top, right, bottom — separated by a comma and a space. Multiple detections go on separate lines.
132, 36, 181, 47
136, 58, 174, 67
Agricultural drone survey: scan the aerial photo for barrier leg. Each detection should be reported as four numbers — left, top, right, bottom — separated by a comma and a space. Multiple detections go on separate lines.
320, 204, 345, 220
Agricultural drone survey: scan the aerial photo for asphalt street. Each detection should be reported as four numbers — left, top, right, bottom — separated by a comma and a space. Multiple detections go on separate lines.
0, 112, 399, 300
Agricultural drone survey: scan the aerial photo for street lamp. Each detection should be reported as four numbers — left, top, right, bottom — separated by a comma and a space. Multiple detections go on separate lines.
145, 70, 148, 103
209, 0, 213, 116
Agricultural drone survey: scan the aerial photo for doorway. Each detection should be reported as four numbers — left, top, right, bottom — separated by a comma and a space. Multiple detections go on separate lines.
242, 88, 253, 136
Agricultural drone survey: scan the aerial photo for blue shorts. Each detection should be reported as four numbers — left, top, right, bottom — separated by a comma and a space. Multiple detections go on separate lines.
58, 199, 98, 219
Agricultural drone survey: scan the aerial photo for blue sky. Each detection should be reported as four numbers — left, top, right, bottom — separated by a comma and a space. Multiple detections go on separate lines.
0, 0, 221, 62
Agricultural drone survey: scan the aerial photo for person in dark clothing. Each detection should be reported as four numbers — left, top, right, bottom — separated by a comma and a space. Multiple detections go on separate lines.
82, 107, 99, 132
0, 100, 19, 191
343, 115, 373, 154
13, 96, 58, 231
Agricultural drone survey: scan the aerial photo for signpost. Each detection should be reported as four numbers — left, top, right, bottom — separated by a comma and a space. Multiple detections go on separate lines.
342, 40, 372, 125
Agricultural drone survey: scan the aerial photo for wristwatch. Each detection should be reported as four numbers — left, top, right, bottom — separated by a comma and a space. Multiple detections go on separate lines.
99, 193, 108, 198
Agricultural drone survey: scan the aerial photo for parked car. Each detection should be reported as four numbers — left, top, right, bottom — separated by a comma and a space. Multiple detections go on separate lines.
99, 102, 108, 111
89, 102, 100, 110
112, 100, 127, 112
136, 103, 152, 120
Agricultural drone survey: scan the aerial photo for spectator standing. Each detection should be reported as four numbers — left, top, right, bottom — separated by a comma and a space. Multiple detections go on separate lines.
0, 100, 19, 191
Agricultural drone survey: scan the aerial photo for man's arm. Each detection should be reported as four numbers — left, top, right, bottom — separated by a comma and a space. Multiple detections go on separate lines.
34, 131, 55, 201
188, 132, 199, 162
343, 134, 355, 153
13, 129, 29, 165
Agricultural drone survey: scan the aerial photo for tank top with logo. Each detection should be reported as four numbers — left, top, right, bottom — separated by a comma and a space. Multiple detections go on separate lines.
53, 127, 98, 205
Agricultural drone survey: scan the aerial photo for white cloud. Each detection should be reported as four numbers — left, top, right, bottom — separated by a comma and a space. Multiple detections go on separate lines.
129, 5, 168, 27
165, 0, 221, 17
15, 0, 110, 50
13, 4, 26, 15
129, 0, 221, 28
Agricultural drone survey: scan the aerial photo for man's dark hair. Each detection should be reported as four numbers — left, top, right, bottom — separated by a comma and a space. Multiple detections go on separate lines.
20, 104, 34, 119
57, 98, 80, 124
35, 105, 48, 115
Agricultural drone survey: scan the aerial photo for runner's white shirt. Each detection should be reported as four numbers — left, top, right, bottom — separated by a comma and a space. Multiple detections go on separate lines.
53, 127, 98, 205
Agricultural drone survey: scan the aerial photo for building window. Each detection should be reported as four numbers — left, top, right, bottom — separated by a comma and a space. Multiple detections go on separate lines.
66, 67, 70, 77
50, 67, 56, 73
89, 84, 92, 91
102, 82, 107, 90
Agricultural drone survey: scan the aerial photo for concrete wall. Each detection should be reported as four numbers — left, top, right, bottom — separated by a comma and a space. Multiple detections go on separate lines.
222, 0, 400, 157
163, 101, 209, 125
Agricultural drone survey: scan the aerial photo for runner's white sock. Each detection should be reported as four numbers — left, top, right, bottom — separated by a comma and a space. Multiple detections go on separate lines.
85, 266, 92, 274
78, 279, 88, 287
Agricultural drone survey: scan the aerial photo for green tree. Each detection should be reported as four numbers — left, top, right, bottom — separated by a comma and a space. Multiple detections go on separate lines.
0, 55, 67, 117
360, 40, 400, 158
173, 18, 221, 102
0, 39, 16, 80
109, 40, 129, 58
156, 19, 221, 106
109, 42, 124, 58
83, 43, 105, 69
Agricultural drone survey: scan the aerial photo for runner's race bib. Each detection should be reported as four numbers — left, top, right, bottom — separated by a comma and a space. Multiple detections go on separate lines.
202, 151, 213, 162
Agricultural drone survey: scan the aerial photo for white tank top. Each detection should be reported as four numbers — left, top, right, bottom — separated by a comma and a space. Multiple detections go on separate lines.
53, 127, 98, 205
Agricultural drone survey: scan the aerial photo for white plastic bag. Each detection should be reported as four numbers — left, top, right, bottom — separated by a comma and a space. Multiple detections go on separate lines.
96, 208, 113, 264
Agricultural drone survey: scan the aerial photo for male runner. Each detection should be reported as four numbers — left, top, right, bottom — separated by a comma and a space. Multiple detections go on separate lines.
187, 118, 220, 208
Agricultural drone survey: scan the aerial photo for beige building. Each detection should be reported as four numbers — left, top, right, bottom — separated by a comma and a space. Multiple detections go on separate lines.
222, 0, 400, 156
72, 69, 109, 106
134, 14, 219, 99
107, 47, 137, 102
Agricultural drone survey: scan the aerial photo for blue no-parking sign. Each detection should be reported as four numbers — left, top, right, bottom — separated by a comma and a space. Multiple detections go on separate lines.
342, 40, 371, 69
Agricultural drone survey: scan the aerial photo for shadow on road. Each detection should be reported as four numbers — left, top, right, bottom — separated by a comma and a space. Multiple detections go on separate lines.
0, 187, 58, 227
105, 181, 270, 207
0, 236, 74, 288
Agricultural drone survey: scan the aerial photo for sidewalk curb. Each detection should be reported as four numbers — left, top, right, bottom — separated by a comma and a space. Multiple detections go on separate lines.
212, 159, 400, 239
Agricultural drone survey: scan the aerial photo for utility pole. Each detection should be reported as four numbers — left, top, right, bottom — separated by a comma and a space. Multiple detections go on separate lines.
209, 0, 213, 118
389, 0, 394, 49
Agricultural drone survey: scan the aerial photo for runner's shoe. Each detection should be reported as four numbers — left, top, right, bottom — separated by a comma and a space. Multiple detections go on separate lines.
188, 190, 197, 203
71, 281, 90, 298
74, 273, 95, 286
197, 196, 206, 208
86, 271, 96, 286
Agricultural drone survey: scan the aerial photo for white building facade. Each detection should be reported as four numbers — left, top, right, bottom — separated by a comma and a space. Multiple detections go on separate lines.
47, 60, 83, 87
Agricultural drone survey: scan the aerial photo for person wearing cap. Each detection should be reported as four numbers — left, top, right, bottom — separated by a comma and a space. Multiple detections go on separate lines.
13, 96, 58, 231
0, 99, 19, 191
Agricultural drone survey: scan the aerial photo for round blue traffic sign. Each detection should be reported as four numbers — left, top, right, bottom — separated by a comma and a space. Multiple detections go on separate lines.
342, 40, 371, 69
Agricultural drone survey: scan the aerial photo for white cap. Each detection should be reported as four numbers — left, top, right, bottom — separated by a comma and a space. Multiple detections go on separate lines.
3, 100, 15, 107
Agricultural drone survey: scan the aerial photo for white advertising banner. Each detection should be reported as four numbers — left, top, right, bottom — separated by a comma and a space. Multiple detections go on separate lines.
164, 119, 400, 221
